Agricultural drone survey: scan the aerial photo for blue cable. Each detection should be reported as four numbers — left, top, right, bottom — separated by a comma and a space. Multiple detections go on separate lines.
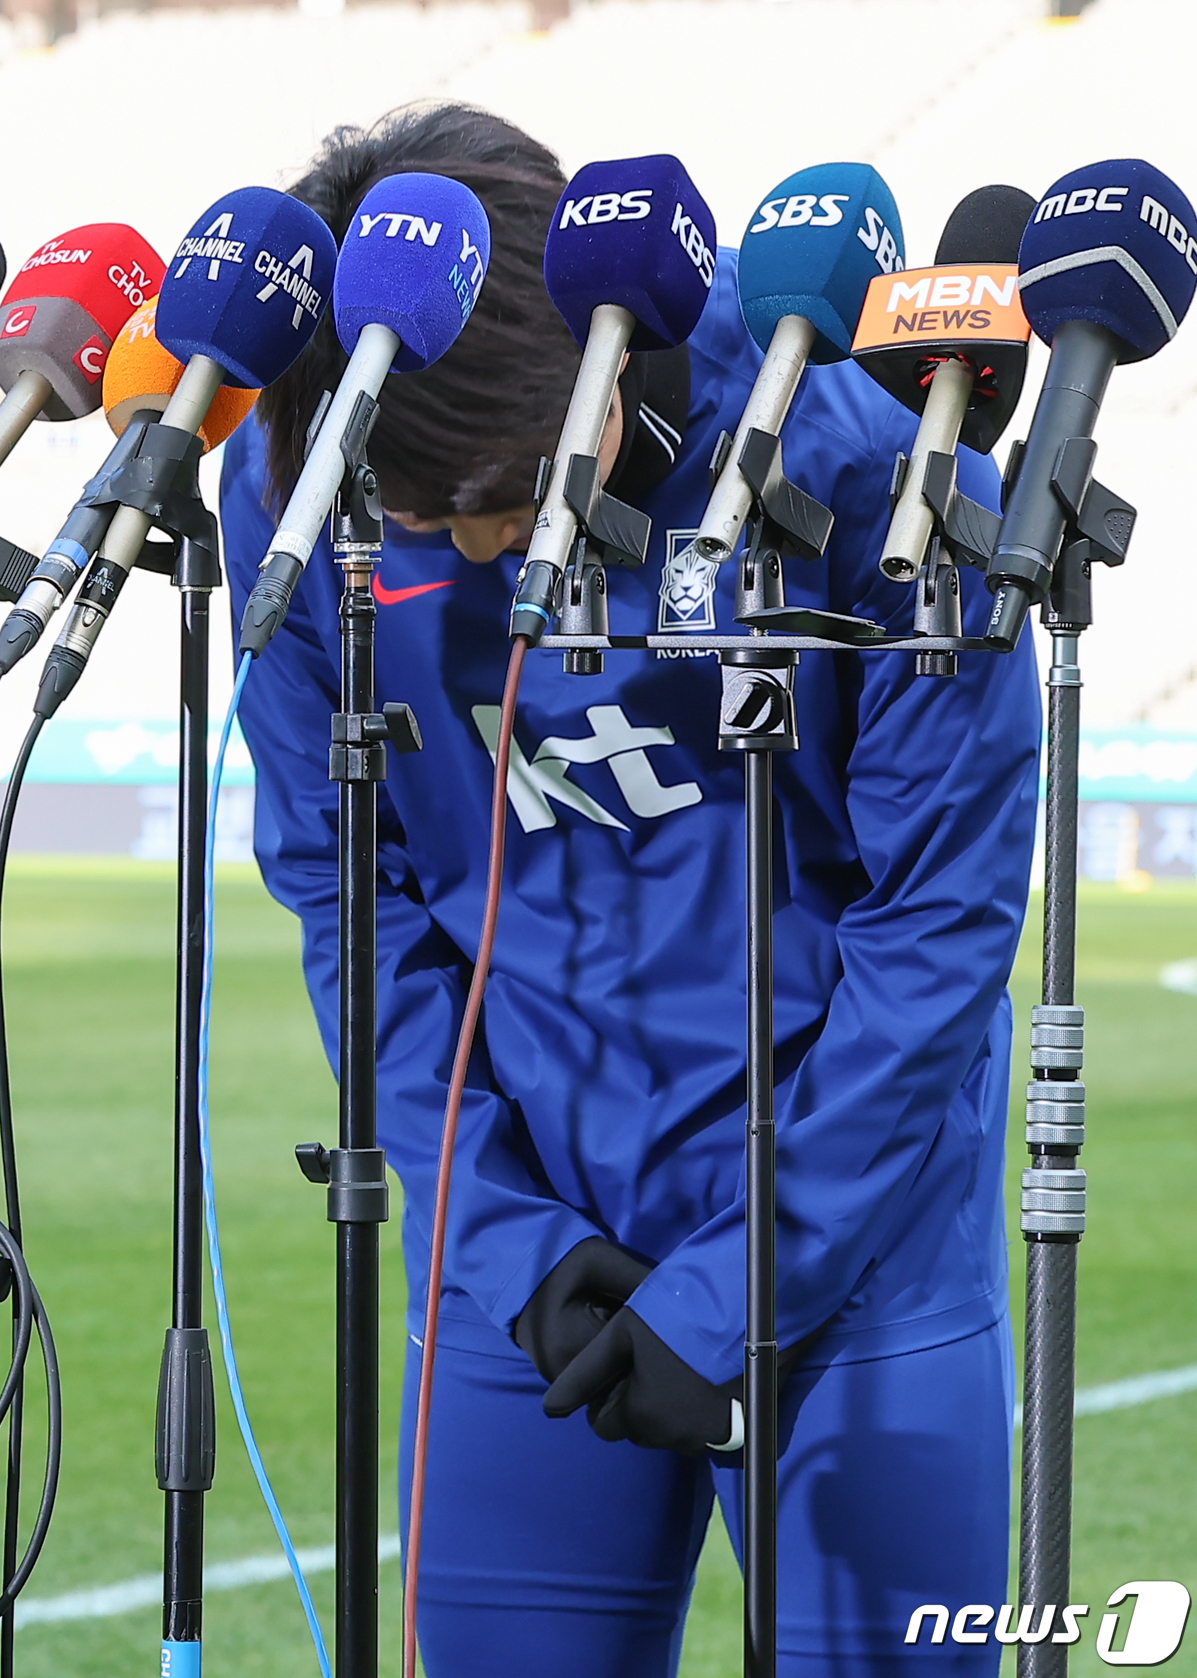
198, 649, 332, 1678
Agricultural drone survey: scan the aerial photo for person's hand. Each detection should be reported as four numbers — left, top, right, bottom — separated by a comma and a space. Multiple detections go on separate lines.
542, 1306, 740, 1455
514, 1238, 653, 1383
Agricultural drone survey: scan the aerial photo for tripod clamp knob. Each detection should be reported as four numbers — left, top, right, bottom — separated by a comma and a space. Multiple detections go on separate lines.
718, 645, 800, 753
295, 1144, 390, 1224
330, 703, 423, 781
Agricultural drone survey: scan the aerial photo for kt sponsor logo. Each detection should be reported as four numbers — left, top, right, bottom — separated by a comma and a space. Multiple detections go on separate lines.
472, 703, 701, 833
906, 1583, 1190, 1664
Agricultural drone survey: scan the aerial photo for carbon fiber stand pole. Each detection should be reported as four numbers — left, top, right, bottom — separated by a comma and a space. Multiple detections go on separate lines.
744, 746, 777, 1678
159, 545, 219, 1678
1017, 568, 1088, 1674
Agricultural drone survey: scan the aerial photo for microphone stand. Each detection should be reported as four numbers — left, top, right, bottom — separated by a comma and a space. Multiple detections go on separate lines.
994, 438, 1132, 1672
159, 527, 221, 1676
1016, 544, 1091, 1678
295, 406, 420, 1678
714, 432, 832, 1678
722, 543, 795, 1678
544, 427, 839, 1678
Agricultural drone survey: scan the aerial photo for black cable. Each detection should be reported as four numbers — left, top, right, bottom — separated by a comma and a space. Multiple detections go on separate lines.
0, 715, 64, 1670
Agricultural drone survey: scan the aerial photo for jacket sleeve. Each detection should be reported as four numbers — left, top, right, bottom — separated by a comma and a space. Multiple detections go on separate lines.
219, 432, 600, 1335
627, 404, 1042, 1383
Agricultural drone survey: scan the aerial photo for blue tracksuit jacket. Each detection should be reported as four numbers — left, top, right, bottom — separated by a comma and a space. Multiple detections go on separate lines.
220, 252, 1041, 1387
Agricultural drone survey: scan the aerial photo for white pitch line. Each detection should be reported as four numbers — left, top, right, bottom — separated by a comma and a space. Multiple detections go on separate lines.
15, 1535, 402, 1630
1160, 958, 1197, 997
16, 1363, 1197, 1632
1013, 1362, 1197, 1429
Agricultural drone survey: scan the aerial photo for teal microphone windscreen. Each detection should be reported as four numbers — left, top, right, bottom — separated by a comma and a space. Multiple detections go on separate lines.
738, 163, 905, 364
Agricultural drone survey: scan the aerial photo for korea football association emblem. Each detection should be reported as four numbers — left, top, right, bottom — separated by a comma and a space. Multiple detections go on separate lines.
658, 530, 718, 632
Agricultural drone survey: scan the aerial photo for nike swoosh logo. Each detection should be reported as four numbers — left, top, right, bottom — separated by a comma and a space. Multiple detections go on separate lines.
372, 577, 456, 606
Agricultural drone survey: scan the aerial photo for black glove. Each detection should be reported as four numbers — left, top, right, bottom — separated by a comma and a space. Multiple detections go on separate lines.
514, 1238, 653, 1384
542, 1305, 739, 1455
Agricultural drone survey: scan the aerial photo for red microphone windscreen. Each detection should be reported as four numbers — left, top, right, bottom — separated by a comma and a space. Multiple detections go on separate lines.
0, 225, 166, 420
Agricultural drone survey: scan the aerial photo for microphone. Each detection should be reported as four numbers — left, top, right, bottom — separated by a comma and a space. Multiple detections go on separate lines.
104, 295, 260, 441
32, 188, 336, 717
851, 184, 1035, 582
0, 223, 165, 468
509, 154, 716, 643
239, 172, 491, 656
696, 163, 905, 562
985, 159, 1197, 649
0, 296, 259, 677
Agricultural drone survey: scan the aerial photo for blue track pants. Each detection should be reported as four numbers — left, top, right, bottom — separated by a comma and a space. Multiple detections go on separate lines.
398, 1316, 1014, 1676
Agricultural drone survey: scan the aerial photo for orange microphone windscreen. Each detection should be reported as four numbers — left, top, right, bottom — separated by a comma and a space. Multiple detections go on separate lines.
103, 297, 259, 450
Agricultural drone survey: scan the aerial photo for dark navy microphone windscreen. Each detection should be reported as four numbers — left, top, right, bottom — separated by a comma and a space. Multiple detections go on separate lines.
334, 173, 491, 372
0, 244, 6, 297
156, 187, 337, 389
1019, 159, 1197, 361
935, 185, 1035, 266
737, 163, 905, 364
544, 155, 716, 351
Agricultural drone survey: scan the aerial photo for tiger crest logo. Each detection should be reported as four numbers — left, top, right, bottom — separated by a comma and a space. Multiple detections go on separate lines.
658, 530, 718, 632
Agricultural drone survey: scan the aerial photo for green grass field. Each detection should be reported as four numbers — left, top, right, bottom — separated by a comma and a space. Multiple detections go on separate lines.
0, 861, 1193, 1675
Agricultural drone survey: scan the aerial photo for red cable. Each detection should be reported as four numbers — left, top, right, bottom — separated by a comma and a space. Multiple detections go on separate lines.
403, 634, 529, 1678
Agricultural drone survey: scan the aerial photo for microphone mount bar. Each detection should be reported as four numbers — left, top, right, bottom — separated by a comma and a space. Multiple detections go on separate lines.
540, 631, 994, 652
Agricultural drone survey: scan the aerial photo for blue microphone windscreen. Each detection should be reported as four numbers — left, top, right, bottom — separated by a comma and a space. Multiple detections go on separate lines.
544, 155, 716, 352
738, 164, 905, 364
334, 173, 491, 373
156, 188, 337, 389
1019, 160, 1197, 362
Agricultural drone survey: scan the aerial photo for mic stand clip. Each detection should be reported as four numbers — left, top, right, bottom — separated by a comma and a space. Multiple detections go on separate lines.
548, 452, 649, 676
983, 436, 1135, 651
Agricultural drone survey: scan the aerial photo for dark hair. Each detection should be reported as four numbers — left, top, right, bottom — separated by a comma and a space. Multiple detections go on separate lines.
259, 102, 580, 519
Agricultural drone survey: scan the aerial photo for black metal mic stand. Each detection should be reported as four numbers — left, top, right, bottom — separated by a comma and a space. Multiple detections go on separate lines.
721, 562, 794, 1678
295, 405, 420, 1678
158, 526, 221, 1678
543, 427, 859, 1678
714, 431, 834, 1678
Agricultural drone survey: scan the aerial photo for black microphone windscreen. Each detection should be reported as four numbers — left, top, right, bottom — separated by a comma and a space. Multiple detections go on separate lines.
934, 185, 1036, 266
